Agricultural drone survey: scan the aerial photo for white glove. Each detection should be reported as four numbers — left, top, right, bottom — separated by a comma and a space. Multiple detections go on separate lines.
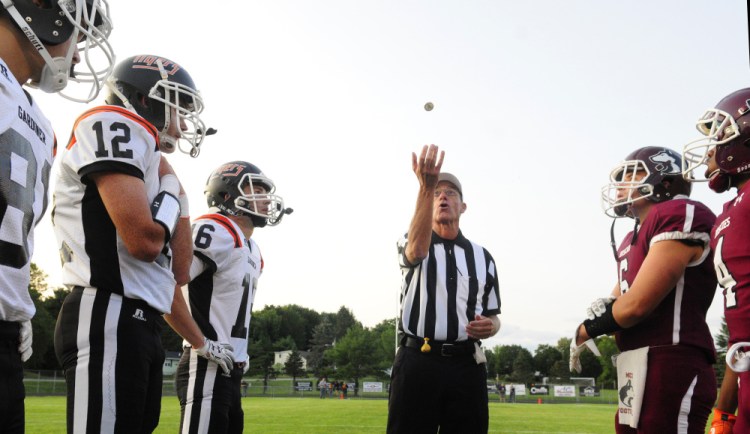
243, 357, 250, 375
726, 342, 750, 372
569, 326, 601, 374
18, 320, 32, 362
195, 338, 235, 375
586, 296, 617, 320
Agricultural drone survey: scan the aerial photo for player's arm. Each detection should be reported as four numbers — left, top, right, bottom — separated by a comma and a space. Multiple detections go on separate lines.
164, 284, 204, 348
573, 282, 620, 345
404, 145, 444, 264
611, 240, 703, 328
90, 172, 167, 261
711, 366, 738, 433
157, 156, 192, 284
164, 280, 235, 375
170, 218, 192, 285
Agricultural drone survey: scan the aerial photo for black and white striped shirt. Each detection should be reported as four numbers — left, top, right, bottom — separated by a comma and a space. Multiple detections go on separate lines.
397, 230, 500, 342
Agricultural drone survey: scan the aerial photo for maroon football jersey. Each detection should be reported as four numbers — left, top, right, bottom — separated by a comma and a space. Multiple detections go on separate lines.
614, 198, 717, 360
711, 183, 750, 346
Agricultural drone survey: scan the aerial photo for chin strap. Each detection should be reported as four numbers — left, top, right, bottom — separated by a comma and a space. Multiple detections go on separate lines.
609, 217, 640, 261
609, 219, 618, 261
631, 217, 640, 246
2, 0, 70, 92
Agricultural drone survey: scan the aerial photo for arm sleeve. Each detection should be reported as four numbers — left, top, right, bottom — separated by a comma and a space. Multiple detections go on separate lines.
190, 218, 236, 279
649, 202, 712, 251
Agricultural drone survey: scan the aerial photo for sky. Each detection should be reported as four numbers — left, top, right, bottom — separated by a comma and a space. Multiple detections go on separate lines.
30, 0, 749, 351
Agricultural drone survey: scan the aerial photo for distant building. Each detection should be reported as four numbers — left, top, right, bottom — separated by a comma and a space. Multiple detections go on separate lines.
163, 351, 181, 376
274, 350, 311, 370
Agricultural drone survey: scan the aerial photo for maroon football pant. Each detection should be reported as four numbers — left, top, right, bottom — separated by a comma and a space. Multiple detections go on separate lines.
615, 345, 715, 434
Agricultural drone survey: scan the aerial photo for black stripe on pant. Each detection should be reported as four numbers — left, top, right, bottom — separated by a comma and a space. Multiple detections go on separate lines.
54, 287, 165, 434
175, 348, 244, 434
0, 321, 24, 434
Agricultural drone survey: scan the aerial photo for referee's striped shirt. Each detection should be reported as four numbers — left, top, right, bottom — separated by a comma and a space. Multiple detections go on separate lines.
397, 230, 501, 343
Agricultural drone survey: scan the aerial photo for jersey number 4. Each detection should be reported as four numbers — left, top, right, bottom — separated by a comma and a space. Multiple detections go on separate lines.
714, 236, 738, 309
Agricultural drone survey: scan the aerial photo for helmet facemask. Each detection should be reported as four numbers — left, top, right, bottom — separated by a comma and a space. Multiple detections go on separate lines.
601, 160, 653, 218
682, 108, 741, 181
148, 60, 206, 157
5, 0, 115, 101
58, 0, 115, 102
233, 173, 285, 227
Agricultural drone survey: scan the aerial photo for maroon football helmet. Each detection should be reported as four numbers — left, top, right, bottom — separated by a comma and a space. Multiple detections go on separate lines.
683, 88, 750, 192
602, 147, 691, 217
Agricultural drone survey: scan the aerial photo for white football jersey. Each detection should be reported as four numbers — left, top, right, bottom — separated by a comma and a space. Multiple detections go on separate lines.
53, 105, 175, 313
183, 213, 262, 363
0, 58, 56, 322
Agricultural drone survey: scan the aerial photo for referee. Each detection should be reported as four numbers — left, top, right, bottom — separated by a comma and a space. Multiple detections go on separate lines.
387, 144, 501, 434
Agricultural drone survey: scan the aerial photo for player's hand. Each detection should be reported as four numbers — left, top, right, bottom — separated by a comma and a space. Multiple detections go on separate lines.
18, 320, 32, 362
710, 408, 736, 434
570, 325, 601, 374
586, 296, 616, 320
243, 356, 250, 375
195, 338, 235, 375
726, 342, 750, 372
412, 144, 444, 189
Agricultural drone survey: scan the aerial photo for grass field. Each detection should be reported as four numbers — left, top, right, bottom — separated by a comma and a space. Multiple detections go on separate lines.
25, 396, 714, 433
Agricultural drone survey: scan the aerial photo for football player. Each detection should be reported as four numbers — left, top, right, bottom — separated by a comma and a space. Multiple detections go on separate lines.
0, 1, 114, 431
170, 161, 290, 434
52, 55, 232, 433
682, 88, 750, 434
571, 146, 717, 433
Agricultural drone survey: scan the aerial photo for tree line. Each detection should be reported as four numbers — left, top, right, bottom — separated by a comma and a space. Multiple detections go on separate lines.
25, 264, 729, 392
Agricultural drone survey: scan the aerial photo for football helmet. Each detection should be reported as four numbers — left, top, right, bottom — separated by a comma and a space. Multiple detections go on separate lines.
2, 0, 115, 101
602, 146, 691, 218
104, 55, 210, 157
205, 161, 289, 228
682, 88, 750, 192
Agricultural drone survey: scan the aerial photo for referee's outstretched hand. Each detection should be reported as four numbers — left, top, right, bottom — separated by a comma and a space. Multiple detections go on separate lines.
412, 144, 444, 189
196, 338, 235, 375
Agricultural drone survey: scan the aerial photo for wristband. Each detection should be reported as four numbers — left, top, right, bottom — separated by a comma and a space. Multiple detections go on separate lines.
178, 193, 189, 219
151, 191, 180, 242
713, 408, 737, 424
583, 299, 622, 338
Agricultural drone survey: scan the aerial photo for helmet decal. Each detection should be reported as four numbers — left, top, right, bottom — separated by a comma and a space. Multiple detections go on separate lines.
131, 56, 182, 76
649, 150, 680, 174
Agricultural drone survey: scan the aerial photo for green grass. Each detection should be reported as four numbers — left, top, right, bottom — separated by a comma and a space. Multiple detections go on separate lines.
25, 396, 714, 433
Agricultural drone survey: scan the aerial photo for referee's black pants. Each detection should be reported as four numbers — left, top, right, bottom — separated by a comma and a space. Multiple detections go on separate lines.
387, 346, 488, 434
0, 321, 24, 434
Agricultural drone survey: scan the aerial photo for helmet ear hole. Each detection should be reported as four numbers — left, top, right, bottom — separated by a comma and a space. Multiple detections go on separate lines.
136, 93, 149, 109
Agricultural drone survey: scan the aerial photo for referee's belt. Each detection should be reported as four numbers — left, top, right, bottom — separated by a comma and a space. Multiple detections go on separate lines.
401, 336, 476, 357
